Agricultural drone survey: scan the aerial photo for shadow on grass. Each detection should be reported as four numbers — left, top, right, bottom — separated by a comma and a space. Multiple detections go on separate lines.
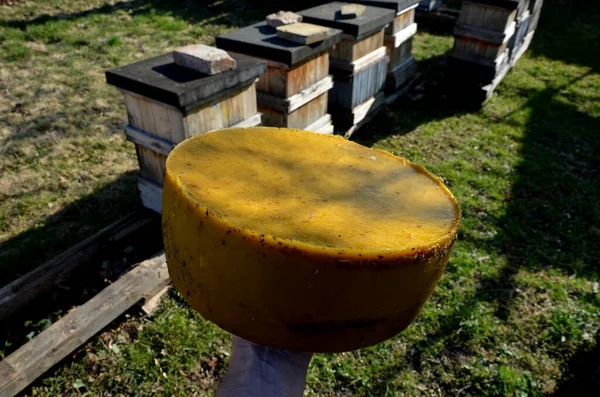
0, 171, 157, 286
0, 172, 164, 358
0, 0, 275, 30
527, 0, 600, 73
351, 1, 600, 393
352, 52, 475, 145
361, 69, 600, 394
0, 0, 332, 32
552, 331, 600, 396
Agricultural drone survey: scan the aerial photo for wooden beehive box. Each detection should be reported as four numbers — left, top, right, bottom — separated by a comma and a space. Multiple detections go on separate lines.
448, 0, 530, 103
106, 52, 266, 213
299, 2, 395, 136
449, 1, 529, 78
351, 0, 420, 92
215, 22, 342, 134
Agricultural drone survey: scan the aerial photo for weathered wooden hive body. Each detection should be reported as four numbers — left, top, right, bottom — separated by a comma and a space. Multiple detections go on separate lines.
299, 2, 395, 135
106, 52, 266, 213
351, 0, 420, 92
449, 0, 533, 103
216, 22, 342, 134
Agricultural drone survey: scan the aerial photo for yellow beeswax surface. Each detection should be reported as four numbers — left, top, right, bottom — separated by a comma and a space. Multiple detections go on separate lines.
165, 127, 460, 251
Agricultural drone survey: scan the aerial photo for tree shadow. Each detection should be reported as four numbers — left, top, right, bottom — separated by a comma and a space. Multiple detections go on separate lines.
0, 171, 148, 286
527, 0, 600, 73
552, 331, 600, 396
352, 52, 474, 145
363, 67, 600, 395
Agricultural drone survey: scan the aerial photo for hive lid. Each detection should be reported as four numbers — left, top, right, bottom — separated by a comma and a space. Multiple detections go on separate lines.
105, 52, 266, 112
298, 2, 396, 40
348, 0, 420, 14
216, 22, 342, 67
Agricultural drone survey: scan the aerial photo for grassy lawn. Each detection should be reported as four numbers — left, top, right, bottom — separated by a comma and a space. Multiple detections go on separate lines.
1, 0, 599, 396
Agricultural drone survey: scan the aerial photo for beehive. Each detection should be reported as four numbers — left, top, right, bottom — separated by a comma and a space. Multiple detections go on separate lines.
448, 0, 530, 103
106, 51, 266, 212
216, 22, 342, 134
351, 0, 420, 93
162, 127, 461, 352
299, 2, 395, 136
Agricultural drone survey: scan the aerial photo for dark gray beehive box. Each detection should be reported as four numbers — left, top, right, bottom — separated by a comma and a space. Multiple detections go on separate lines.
106, 51, 266, 212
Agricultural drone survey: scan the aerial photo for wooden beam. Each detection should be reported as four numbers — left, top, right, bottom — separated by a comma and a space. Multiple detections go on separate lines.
0, 253, 170, 397
142, 286, 172, 316
304, 113, 332, 134
257, 76, 333, 113
286, 76, 333, 113
229, 112, 262, 128
124, 125, 176, 157
384, 23, 418, 48
453, 21, 516, 45
0, 213, 155, 321
329, 47, 387, 73
509, 30, 534, 68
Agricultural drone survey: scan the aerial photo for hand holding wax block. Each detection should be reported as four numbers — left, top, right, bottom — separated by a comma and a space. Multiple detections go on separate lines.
162, 127, 460, 352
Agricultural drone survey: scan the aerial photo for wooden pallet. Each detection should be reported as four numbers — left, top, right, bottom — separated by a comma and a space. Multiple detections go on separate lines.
0, 253, 170, 397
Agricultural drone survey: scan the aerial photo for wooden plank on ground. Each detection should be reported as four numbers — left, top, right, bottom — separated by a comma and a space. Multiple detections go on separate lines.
0, 212, 155, 321
0, 253, 170, 397
142, 285, 172, 315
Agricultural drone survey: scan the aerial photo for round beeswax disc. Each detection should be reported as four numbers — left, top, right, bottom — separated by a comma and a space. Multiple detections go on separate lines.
162, 127, 460, 352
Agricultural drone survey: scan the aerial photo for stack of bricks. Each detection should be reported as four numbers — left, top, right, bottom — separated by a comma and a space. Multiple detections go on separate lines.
106, 46, 265, 212
352, 0, 420, 97
448, 0, 530, 104
299, 2, 395, 138
216, 12, 342, 134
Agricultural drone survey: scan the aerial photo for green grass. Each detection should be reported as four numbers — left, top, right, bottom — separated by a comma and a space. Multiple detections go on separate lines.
1, 0, 599, 396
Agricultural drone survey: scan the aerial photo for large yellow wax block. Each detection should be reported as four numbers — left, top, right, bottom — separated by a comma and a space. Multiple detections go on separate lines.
162, 127, 460, 352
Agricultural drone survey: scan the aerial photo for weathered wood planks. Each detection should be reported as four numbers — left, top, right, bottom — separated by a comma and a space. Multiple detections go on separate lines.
330, 30, 385, 63
0, 213, 155, 322
329, 53, 389, 109
259, 92, 330, 131
0, 253, 169, 397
